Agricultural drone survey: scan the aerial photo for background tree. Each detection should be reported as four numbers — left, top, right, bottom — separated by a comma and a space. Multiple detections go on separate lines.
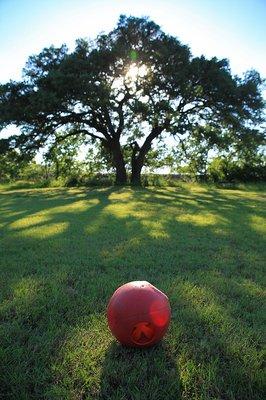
0, 16, 264, 185
0, 139, 33, 181
19, 161, 46, 182
0, 150, 28, 181
44, 134, 82, 179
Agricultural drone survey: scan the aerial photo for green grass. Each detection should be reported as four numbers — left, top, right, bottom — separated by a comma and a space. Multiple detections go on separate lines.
0, 184, 265, 399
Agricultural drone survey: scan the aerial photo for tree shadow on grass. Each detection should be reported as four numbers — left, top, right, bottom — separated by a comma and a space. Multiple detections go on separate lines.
99, 342, 181, 400
0, 185, 265, 399
165, 279, 265, 400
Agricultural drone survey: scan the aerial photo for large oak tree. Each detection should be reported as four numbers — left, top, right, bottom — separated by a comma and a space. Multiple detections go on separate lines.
0, 15, 264, 184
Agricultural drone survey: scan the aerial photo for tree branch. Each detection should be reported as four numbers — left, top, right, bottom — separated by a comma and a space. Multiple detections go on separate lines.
137, 125, 164, 163
115, 91, 131, 138
53, 128, 106, 147
90, 111, 112, 140
102, 106, 116, 137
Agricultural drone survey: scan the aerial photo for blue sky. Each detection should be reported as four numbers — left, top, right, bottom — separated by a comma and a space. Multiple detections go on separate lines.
1, 0, 266, 82
0, 0, 265, 150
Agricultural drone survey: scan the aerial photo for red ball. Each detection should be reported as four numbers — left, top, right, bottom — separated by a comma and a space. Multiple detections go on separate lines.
107, 281, 171, 347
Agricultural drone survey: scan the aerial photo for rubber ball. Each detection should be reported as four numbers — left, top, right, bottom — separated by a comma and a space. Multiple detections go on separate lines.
107, 281, 171, 347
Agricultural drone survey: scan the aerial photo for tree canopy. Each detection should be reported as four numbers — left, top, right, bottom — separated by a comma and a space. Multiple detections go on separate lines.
0, 15, 264, 184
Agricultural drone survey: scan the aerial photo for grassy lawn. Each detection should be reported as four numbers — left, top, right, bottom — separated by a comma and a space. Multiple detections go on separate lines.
0, 184, 265, 399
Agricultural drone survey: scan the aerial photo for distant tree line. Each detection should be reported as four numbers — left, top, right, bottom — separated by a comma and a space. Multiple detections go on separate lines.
0, 136, 265, 185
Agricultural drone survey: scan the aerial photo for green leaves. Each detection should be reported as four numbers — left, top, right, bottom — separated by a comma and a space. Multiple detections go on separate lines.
22, 45, 68, 82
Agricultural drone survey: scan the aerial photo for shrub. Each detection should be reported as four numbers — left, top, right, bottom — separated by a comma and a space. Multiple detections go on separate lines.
207, 156, 266, 183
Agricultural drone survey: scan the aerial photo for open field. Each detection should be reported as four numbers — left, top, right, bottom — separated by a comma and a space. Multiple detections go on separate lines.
0, 184, 265, 399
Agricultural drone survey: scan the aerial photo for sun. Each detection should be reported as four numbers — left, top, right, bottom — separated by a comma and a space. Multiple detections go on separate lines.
111, 63, 148, 92
125, 63, 148, 82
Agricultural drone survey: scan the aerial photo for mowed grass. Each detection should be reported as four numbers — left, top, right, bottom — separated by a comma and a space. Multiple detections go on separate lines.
0, 183, 265, 400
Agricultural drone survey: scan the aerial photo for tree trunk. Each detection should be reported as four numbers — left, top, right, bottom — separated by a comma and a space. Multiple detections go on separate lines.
131, 158, 143, 185
55, 160, 59, 179
111, 141, 127, 185
115, 162, 127, 185
44, 163, 49, 180
130, 126, 163, 186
